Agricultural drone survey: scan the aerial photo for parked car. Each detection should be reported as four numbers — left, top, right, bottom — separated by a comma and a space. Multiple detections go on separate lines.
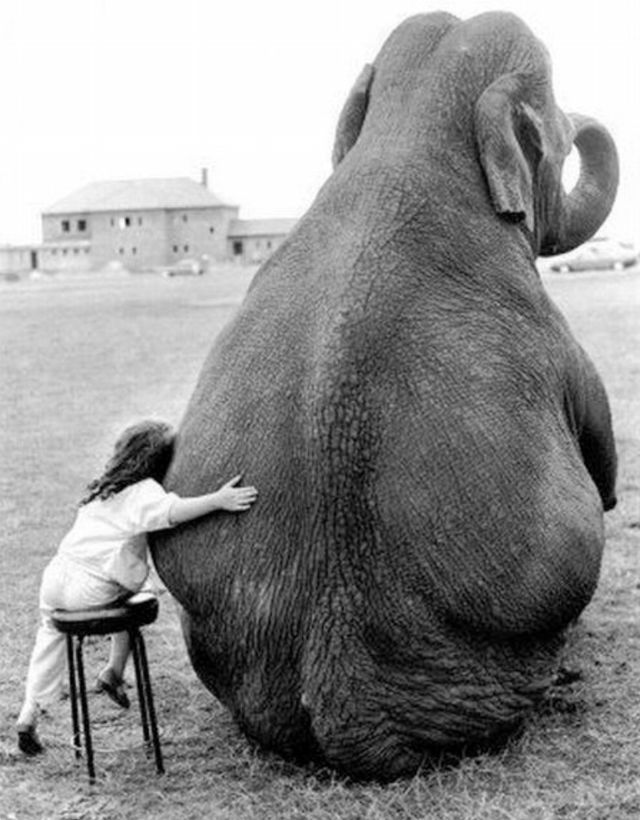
548, 237, 638, 273
162, 258, 205, 277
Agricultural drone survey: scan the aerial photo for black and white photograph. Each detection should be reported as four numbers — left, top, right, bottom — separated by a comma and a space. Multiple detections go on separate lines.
1, 0, 638, 817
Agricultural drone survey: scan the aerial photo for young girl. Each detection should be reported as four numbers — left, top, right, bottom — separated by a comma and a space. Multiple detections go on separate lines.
17, 419, 257, 756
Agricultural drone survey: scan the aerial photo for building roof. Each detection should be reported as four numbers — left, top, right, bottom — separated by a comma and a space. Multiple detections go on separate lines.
44, 177, 235, 215
228, 218, 297, 238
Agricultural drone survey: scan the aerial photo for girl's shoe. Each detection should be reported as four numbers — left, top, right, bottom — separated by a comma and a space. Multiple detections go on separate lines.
96, 672, 130, 709
17, 724, 44, 756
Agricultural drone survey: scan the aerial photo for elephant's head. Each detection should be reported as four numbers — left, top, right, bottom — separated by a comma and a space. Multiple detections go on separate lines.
332, 11, 618, 257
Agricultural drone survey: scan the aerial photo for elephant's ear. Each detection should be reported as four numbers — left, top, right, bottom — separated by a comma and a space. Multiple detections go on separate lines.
474, 74, 545, 233
332, 63, 375, 169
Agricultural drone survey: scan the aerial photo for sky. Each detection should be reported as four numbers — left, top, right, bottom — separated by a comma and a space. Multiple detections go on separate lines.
0, 0, 638, 245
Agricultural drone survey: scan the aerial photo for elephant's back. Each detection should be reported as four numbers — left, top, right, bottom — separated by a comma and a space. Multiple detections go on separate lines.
158, 237, 604, 633
152, 225, 606, 778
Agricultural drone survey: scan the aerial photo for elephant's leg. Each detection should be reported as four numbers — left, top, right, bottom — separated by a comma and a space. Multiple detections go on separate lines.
299, 600, 563, 780
567, 350, 617, 510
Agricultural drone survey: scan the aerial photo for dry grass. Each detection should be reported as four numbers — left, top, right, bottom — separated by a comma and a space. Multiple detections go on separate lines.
0, 264, 639, 819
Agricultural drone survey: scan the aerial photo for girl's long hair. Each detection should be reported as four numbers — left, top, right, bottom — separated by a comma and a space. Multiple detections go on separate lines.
80, 420, 175, 505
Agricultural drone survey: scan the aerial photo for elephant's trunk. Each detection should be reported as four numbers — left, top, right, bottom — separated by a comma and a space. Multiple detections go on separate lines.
541, 114, 619, 257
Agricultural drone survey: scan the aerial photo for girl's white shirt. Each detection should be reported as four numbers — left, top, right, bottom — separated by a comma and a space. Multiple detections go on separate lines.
56, 478, 177, 591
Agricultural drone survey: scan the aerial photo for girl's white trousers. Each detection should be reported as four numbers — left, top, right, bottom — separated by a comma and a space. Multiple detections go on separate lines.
19, 556, 128, 722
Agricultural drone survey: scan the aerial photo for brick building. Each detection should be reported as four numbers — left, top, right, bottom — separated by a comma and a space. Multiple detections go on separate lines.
228, 218, 298, 264
0, 171, 296, 275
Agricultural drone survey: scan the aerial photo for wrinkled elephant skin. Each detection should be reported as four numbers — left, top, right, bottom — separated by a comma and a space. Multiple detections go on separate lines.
152, 11, 618, 780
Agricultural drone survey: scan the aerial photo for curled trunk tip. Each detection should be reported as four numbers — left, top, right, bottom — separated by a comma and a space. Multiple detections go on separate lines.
541, 114, 619, 257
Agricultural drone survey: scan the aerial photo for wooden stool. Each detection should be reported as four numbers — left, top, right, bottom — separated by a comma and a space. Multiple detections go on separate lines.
51, 592, 164, 783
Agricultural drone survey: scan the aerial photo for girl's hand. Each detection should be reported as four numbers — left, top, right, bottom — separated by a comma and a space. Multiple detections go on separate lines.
215, 475, 258, 512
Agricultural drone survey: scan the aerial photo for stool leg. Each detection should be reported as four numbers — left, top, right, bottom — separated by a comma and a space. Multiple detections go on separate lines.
75, 636, 96, 784
135, 630, 164, 774
65, 635, 81, 759
130, 629, 150, 746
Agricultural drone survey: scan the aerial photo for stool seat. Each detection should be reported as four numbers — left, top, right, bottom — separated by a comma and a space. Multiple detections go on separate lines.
51, 593, 159, 636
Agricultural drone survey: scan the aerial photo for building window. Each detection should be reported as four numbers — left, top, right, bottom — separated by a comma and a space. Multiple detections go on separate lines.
173, 245, 178, 253
73, 248, 79, 255
110, 218, 115, 227
209, 226, 215, 234
132, 247, 137, 255
267, 240, 272, 249
183, 245, 189, 253
182, 214, 188, 223
119, 247, 125, 254
62, 220, 70, 232
62, 249, 68, 255
118, 216, 131, 229
232, 240, 243, 256
77, 219, 87, 232
138, 217, 143, 226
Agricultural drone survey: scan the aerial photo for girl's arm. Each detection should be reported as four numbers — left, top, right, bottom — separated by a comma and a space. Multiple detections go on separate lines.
168, 475, 258, 525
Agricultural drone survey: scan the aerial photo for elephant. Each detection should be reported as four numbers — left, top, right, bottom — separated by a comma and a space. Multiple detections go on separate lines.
152, 11, 619, 780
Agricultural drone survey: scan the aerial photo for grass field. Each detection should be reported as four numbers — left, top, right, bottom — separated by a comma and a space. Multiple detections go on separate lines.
0, 264, 639, 820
